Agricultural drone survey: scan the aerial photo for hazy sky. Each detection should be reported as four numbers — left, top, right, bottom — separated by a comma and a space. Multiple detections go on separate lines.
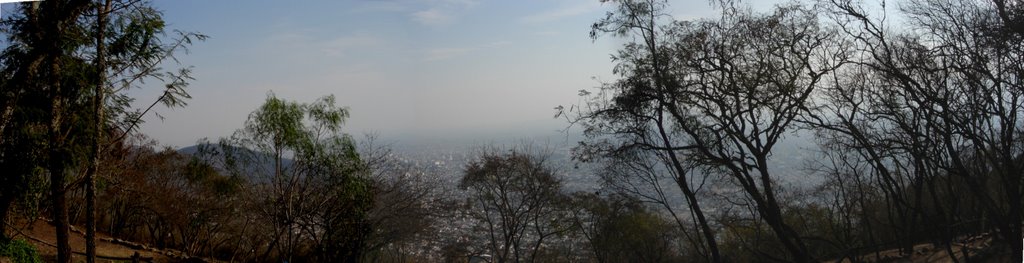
108, 0, 781, 148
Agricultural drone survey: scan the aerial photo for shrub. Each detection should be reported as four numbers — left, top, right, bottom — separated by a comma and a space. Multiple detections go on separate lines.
0, 238, 42, 263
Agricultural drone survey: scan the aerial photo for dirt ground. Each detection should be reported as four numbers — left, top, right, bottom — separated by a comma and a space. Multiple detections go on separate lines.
824, 233, 1013, 263
5, 218, 175, 263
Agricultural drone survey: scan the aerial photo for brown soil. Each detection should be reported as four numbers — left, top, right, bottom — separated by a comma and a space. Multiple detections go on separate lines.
5, 218, 174, 263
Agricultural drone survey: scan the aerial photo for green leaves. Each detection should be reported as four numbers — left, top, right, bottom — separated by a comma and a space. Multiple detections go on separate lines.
308, 95, 347, 130
227, 93, 372, 262
236, 92, 357, 171
0, 238, 42, 263
242, 93, 306, 150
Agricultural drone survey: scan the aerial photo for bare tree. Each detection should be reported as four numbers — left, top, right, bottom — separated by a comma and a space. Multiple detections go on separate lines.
812, 0, 1024, 259
567, 1, 844, 261
460, 146, 571, 263
567, 1, 724, 260
358, 136, 440, 260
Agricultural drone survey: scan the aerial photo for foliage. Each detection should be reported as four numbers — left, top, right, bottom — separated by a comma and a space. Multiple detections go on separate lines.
0, 238, 42, 263
59, 96, 433, 263
214, 93, 373, 262
0, 0, 1020, 262
0, 1, 203, 262
571, 193, 684, 263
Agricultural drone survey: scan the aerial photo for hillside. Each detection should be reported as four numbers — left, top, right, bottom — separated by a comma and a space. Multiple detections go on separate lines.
5, 218, 206, 263
824, 233, 1011, 263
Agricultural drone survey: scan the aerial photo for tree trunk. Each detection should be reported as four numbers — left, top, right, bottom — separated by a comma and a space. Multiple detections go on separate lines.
38, 2, 92, 261
0, 197, 11, 239
86, 1, 111, 262
761, 199, 812, 263
49, 48, 72, 263
655, 112, 722, 262
49, 117, 71, 260
51, 171, 71, 263
756, 160, 812, 263
1002, 169, 1022, 262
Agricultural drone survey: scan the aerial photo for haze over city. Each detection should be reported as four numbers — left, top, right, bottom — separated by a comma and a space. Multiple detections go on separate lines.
2, 0, 1019, 262
132, 0, 782, 147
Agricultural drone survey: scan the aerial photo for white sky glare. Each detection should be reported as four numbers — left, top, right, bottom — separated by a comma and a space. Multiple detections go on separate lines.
121, 0, 783, 148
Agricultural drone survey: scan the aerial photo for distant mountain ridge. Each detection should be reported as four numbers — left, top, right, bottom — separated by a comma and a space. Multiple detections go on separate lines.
176, 144, 294, 181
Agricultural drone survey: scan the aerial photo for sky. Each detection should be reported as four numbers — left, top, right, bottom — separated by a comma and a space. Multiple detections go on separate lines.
102, 0, 783, 148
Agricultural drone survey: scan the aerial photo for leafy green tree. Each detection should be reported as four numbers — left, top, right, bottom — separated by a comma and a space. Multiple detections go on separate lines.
84, 1, 202, 261
217, 93, 373, 262
0, 1, 201, 262
0, 2, 95, 262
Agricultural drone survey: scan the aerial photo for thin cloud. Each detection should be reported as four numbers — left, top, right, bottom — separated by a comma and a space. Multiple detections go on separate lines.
482, 40, 512, 48
412, 8, 454, 26
351, 0, 475, 14
265, 30, 383, 59
320, 35, 383, 57
435, 0, 478, 8
521, 2, 600, 24
351, 1, 409, 13
534, 30, 561, 36
409, 0, 479, 27
424, 47, 475, 61
423, 40, 511, 61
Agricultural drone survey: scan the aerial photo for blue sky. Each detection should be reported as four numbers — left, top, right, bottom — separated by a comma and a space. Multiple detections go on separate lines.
109, 0, 780, 147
